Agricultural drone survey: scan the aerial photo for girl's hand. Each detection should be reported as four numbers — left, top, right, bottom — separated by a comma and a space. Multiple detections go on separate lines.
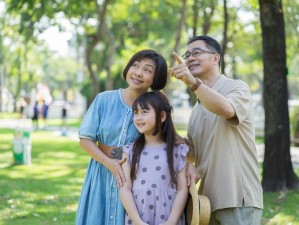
106, 157, 127, 187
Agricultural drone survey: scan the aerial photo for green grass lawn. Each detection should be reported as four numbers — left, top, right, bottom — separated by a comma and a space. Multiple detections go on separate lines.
0, 127, 299, 225
0, 128, 89, 225
0, 112, 82, 128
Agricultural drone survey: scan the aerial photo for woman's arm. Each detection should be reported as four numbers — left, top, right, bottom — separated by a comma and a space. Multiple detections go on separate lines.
160, 164, 188, 225
80, 138, 126, 187
119, 153, 148, 225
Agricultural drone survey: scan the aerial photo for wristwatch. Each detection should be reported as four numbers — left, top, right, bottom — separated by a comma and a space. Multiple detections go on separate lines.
111, 147, 123, 160
190, 78, 202, 92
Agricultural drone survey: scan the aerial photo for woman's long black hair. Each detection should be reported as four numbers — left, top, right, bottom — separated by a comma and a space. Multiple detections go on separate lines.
130, 91, 177, 185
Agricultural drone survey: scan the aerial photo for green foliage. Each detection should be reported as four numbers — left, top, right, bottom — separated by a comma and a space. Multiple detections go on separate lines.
40, 55, 81, 92
1, 0, 299, 99
290, 106, 299, 136
5, 0, 51, 40
79, 79, 93, 100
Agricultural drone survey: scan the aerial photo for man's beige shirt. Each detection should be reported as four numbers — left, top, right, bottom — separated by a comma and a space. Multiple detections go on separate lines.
187, 75, 263, 212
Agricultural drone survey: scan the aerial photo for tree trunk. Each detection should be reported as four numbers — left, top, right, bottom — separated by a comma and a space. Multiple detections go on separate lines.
202, 0, 216, 35
104, 23, 116, 91
170, 0, 187, 67
0, 66, 6, 113
15, 47, 22, 112
221, 0, 228, 75
259, 0, 299, 191
188, 0, 216, 106
85, 35, 100, 101
85, 0, 110, 105
192, 0, 200, 36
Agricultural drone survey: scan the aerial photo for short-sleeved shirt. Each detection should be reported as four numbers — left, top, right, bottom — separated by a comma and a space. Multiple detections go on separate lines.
187, 75, 263, 212
123, 143, 189, 225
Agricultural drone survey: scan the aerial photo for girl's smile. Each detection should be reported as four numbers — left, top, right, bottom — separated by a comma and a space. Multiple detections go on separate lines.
134, 105, 156, 135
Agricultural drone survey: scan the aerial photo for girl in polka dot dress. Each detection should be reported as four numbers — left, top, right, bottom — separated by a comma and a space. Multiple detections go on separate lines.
120, 91, 189, 225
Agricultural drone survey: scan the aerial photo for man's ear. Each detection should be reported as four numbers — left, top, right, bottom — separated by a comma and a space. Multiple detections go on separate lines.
214, 53, 220, 65
161, 111, 166, 123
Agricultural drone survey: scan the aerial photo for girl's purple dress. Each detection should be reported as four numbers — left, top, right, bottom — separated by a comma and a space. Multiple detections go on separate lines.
123, 143, 189, 225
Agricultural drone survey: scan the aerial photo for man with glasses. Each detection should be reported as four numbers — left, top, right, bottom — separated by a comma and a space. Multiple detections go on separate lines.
170, 35, 263, 225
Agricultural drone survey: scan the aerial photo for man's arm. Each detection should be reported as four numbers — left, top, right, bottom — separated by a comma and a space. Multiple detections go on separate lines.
186, 162, 200, 185
170, 51, 236, 119
193, 83, 236, 119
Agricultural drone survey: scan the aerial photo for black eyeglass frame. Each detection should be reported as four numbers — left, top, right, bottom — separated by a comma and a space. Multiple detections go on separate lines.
182, 47, 216, 60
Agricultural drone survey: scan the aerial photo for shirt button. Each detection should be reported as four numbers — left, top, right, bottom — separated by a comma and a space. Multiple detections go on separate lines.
110, 216, 113, 219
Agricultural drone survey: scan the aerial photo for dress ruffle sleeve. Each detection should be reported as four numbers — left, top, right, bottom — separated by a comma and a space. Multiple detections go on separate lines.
78, 94, 102, 141
123, 143, 134, 165
174, 143, 189, 172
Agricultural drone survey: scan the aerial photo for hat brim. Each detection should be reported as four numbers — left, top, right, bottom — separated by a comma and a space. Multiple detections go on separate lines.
186, 181, 211, 225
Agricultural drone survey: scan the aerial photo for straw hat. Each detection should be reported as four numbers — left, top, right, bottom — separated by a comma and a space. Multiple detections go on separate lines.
186, 181, 211, 225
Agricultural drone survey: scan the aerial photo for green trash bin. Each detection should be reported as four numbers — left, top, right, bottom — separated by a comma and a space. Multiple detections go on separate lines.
13, 129, 31, 165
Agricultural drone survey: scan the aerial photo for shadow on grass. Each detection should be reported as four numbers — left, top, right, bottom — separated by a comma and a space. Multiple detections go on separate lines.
262, 190, 299, 224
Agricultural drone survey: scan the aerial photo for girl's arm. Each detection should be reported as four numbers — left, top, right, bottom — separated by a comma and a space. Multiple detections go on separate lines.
160, 164, 188, 225
80, 138, 126, 187
119, 153, 148, 225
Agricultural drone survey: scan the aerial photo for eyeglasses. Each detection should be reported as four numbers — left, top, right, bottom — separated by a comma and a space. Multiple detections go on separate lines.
182, 47, 216, 60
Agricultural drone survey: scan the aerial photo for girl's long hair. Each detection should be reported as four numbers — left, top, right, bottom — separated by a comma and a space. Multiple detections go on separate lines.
130, 91, 177, 185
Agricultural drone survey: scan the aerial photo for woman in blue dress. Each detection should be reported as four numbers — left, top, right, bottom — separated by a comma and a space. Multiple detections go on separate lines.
75, 49, 168, 225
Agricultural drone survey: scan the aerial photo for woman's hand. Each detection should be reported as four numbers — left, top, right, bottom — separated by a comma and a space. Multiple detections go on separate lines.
106, 157, 127, 187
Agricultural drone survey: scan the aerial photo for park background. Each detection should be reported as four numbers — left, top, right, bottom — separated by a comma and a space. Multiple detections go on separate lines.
0, 0, 299, 224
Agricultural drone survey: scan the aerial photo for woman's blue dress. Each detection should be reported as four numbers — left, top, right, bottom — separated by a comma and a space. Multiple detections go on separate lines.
75, 89, 140, 225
